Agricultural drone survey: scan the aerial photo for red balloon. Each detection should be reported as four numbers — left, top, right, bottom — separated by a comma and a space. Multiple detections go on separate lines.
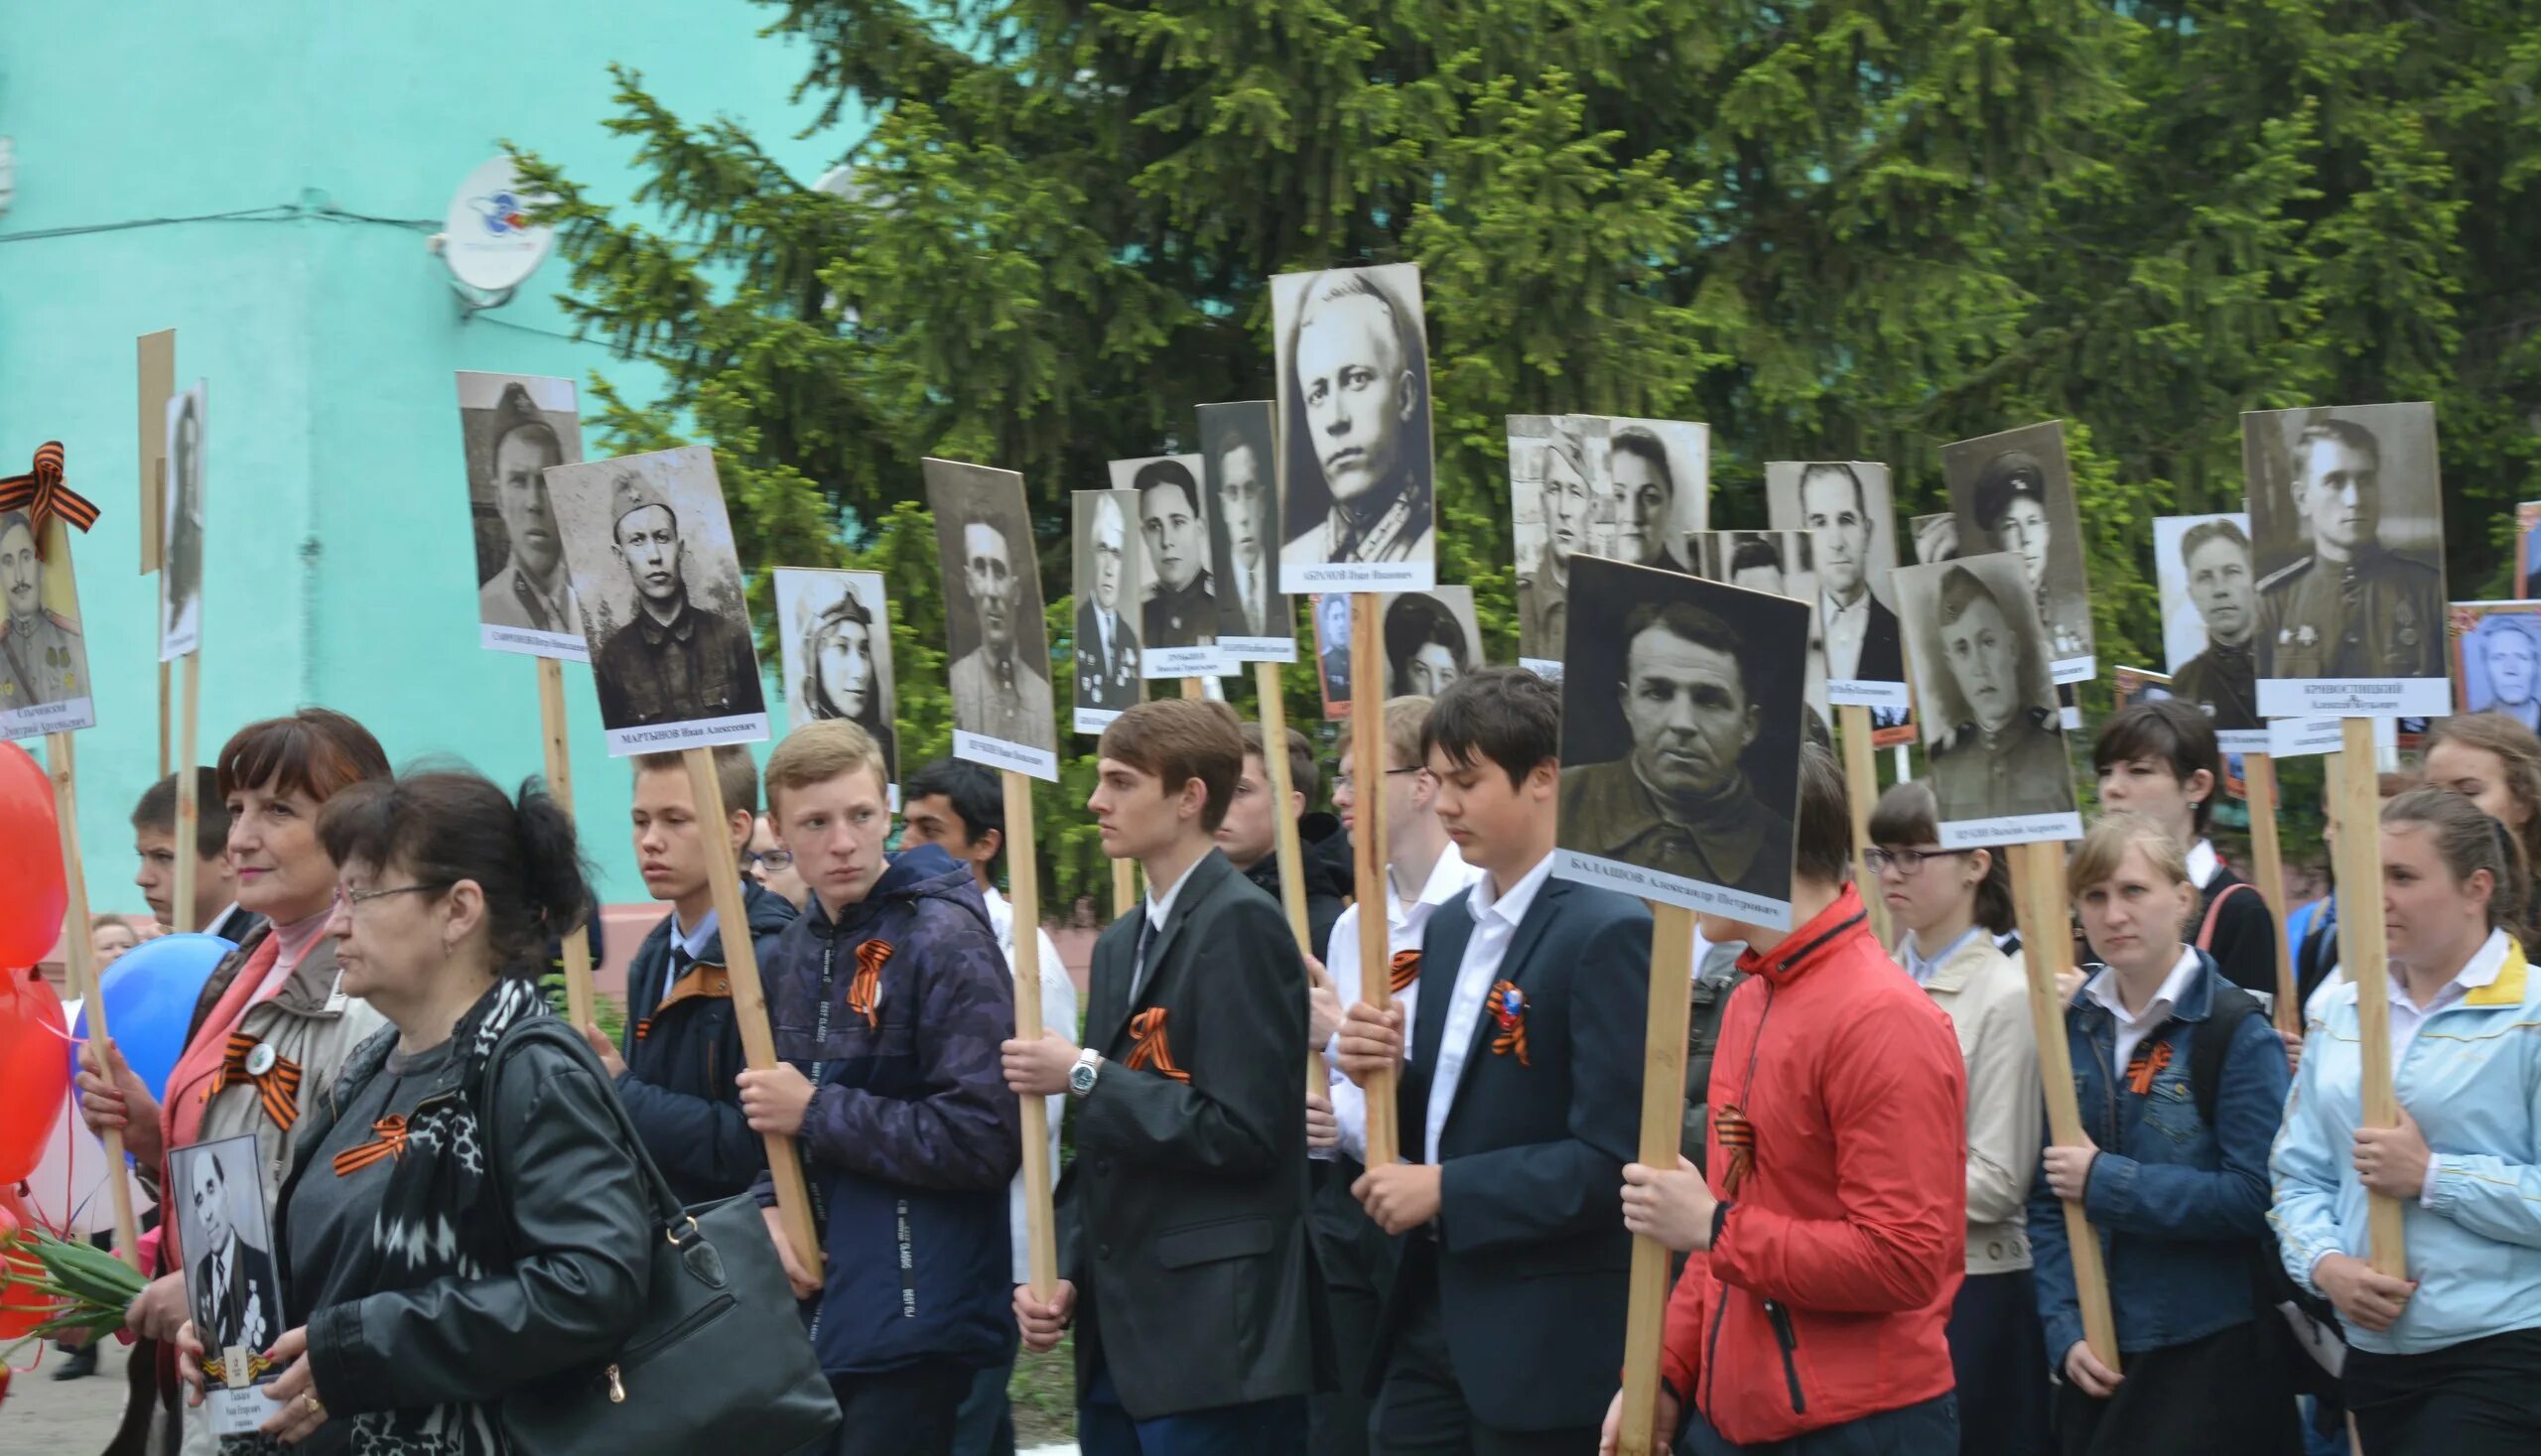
0, 1183, 62, 1342
0, 969, 68, 1184
0, 744, 64, 968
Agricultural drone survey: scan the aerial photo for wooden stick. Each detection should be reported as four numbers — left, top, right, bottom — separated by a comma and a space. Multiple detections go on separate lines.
1616, 902, 1699, 1456
1256, 660, 1325, 1089
684, 747, 822, 1276
2335, 719, 2405, 1276
2010, 839, 2120, 1372
1003, 770, 1059, 1297
1837, 704, 1890, 948
1180, 676, 1205, 701
157, 658, 171, 779
172, 652, 201, 934
1349, 594, 1399, 1166
137, 332, 174, 576
49, 732, 143, 1269
2242, 751, 2301, 1035
535, 658, 596, 1030
1111, 858, 1136, 919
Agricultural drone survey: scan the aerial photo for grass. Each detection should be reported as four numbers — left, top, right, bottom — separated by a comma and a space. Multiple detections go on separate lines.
1008, 1333, 1077, 1447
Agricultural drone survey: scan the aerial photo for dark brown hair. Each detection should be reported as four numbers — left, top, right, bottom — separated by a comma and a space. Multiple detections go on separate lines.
635, 744, 759, 819
1423, 667, 1560, 788
131, 768, 231, 860
216, 708, 391, 806
2092, 699, 2224, 837
1099, 700, 1245, 832
2382, 786, 2537, 945
2423, 713, 2541, 877
1794, 741, 1852, 888
318, 769, 593, 977
1867, 781, 2015, 934
1238, 724, 1319, 808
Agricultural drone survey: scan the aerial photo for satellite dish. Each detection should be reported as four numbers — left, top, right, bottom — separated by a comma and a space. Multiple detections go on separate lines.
440, 156, 555, 302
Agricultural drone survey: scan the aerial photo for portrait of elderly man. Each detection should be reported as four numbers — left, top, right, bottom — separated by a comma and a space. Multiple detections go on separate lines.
1518, 422, 1597, 657
949, 512, 1057, 750
590, 470, 767, 728
475, 380, 580, 637
1136, 458, 1217, 649
1969, 448, 2088, 661
1923, 563, 2072, 824
1279, 266, 1434, 569
180, 1143, 280, 1357
1610, 427, 1692, 575
2257, 416, 2445, 680
1798, 463, 1902, 683
1559, 597, 1796, 900
1076, 491, 1140, 712
2470, 613, 2541, 733
1206, 408, 1283, 641
2168, 516, 2260, 731
0, 510, 83, 709
1384, 591, 1471, 698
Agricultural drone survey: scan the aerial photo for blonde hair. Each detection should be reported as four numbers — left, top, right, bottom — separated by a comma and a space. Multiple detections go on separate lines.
1384, 696, 1433, 770
763, 721, 886, 820
2066, 812, 2193, 904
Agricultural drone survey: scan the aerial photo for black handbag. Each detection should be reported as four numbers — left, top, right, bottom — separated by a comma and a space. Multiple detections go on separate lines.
483, 1020, 840, 1455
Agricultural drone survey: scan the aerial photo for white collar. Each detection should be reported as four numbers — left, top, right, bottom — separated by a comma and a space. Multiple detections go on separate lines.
2084, 945, 2203, 1026
1146, 859, 1199, 932
1469, 850, 1555, 930
2187, 839, 2221, 889
2391, 928, 2511, 1004
1823, 589, 1869, 621
1388, 842, 1477, 927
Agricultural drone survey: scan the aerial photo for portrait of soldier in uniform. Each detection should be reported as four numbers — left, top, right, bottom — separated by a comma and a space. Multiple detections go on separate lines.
2156, 514, 2260, 733
1127, 457, 1216, 650
1514, 415, 1601, 664
0, 509, 87, 713
1072, 488, 1142, 722
2249, 408, 2448, 688
774, 568, 899, 781
1383, 588, 1478, 698
1943, 422, 2093, 671
928, 459, 1059, 760
460, 372, 584, 650
1903, 556, 2077, 827
1199, 402, 1287, 646
1274, 263, 1435, 585
1314, 592, 1354, 718
2459, 607, 2541, 733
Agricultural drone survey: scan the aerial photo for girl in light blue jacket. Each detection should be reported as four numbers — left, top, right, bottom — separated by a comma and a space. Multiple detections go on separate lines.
2271, 788, 2541, 1452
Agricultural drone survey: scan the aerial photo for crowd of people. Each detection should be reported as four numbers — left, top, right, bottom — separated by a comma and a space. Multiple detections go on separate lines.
31, 671, 2541, 1456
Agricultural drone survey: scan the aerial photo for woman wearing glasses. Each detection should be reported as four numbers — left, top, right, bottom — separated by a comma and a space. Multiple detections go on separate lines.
1867, 782, 2050, 1456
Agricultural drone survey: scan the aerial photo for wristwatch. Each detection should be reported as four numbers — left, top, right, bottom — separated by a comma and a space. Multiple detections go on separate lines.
1068, 1049, 1105, 1098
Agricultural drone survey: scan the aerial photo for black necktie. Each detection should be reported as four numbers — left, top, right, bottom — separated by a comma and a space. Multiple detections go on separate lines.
1133, 911, 1157, 999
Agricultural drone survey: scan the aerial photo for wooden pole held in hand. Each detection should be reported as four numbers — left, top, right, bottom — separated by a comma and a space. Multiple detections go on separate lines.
1256, 661, 1325, 1089
684, 747, 822, 1277
2241, 751, 2301, 1035
2010, 839, 2120, 1373
1003, 771, 1060, 1298
1837, 704, 1890, 949
2334, 720, 2406, 1276
1615, 902, 1699, 1456
172, 653, 201, 934
50, 732, 144, 1268
1111, 858, 1137, 919
536, 658, 596, 1030
1348, 594, 1399, 1167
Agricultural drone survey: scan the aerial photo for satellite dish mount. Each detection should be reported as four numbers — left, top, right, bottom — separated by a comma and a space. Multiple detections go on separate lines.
435, 156, 557, 316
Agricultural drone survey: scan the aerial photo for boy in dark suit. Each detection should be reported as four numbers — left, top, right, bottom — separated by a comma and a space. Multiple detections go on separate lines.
1335, 667, 1655, 1455
1003, 698, 1316, 1455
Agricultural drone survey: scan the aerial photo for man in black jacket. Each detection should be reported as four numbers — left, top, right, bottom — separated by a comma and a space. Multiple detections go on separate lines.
1221, 723, 1349, 960
584, 745, 794, 1207
1004, 698, 1316, 1455
1337, 668, 1655, 1454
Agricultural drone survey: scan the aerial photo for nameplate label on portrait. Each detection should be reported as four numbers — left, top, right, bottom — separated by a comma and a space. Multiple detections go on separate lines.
1217, 635, 1298, 664
602, 711, 771, 759
1520, 656, 1565, 684
2257, 677, 2451, 721
1827, 678, 1911, 712
208, 1383, 285, 1437
0, 694, 96, 743
2266, 717, 2346, 759
2050, 654, 2097, 687
1141, 644, 1230, 680
1281, 560, 1436, 596
2215, 728, 2272, 757
954, 728, 1060, 783
478, 623, 591, 664
1937, 811, 2086, 851
1551, 849, 1795, 933
1074, 707, 1123, 737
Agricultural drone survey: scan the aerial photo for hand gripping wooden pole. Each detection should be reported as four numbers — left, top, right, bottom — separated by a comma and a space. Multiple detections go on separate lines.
535, 659, 596, 1030
50, 733, 144, 1268
684, 747, 822, 1277
2335, 720, 2406, 1276
1255, 661, 1325, 1088
1348, 594, 1400, 1166
2241, 751, 2302, 1035
1616, 902, 1699, 1456
1836, 705, 1890, 949
1003, 770, 1060, 1298
2011, 839, 2120, 1373
171, 652, 201, 934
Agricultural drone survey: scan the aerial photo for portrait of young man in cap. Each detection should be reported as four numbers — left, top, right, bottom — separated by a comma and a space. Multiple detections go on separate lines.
1942, 421, 2093, 676
927, 459, 1060, 768
2154, 513, 2261, 737
459, 371, 585, 655
1274, 263, 1437, 591
0, 506, 89, 718
1898, 555, 2080, 834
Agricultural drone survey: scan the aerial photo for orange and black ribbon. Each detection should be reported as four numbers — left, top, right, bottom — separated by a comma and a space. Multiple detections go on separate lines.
849, 939, 892, 1028
207, 1031, 304, 1132
331, 1114, 410, 1177
1388, 950, 1420, 994
1714, 1105, 1757, 1196
1125, 1007, 1191, 1083
0, 444, 99, 557
1487, 980, 1530, 1066
2125, 1039, 2174, 1096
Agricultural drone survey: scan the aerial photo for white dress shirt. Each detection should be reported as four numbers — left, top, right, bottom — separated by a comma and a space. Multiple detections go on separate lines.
1822, 590, 1870, 680
1327, 844, 1483, 1161
1422, 852, 1555, 1165
2187, 838, 2222, 891
2084, 945, 2204, 1074
984, 884, 1079, 1282
1133, 860, 1198, 1000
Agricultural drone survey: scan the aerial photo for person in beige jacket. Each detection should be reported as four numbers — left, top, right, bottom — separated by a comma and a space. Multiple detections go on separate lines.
1868, 782, 2050, 1456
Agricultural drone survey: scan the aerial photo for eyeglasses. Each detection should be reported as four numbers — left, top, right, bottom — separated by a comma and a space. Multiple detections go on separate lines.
747, 850, 796, 872
338, 882, 450, 914
1332, 766, 1425, 792
1862, 848, 1973, 876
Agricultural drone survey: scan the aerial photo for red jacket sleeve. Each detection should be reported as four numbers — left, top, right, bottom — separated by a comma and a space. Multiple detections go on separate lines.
1660, 1253, 1713, 1401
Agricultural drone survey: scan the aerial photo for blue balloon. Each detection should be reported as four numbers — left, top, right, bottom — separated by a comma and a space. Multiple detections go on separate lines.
70, 933, 233, 1104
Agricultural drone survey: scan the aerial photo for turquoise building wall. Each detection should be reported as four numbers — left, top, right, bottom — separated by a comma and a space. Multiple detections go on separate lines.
0, 5, 836, 910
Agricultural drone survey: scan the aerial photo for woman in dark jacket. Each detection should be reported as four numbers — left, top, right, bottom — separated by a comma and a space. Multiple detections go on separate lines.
180, 769, 652, 1453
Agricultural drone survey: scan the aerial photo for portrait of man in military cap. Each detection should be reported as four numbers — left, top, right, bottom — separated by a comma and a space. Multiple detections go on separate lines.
2456, 604, 2541, 733
1313, 592, 1354, 720
546, 444, 770, 750
774, 567, 899, 781
1198, 401, 1290, 655
1898, 554, 2080, 836
1110, 454, 1224, 675
458, 371, 586, 659
2246, 403, 2449, 716
1274, 262, 1437, 592
0, 506, 94, 734
926, 459, 1059, 773
1383, 588, 1478, 698
1942, 420, 2093, 677
2154, 513, 2262, 739
1554, 556, 1807, 923
1071, 488, 1143, 731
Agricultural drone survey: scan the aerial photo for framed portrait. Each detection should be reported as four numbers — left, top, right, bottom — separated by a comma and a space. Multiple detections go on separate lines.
1110, 453, 1228, 679
1552, 556, 1807, 928
544, 445, 769, 756
0, 504, 97, 740
2451, 601, 2541, 732
1908, 511, 1958, 566
1604, 418, 1706, 573
926, 459, 1059, 779
457, 371, 588, 661
1511, 414, 1613, 679
2520, 502, 2541, 598
1309, 587, 1480, 721
2245, 402, 2449, 718
1071, 488, 1146, 735
2111, 664, 2174, 712
169, 1134, 287, 1433
772, 568, 898, 792
2151, 512, 2265, 750
1767, 461, 1905, 710
1897, 553, 2082, 847
161, 380, 207, 663
1273, 263, 1437, 594
1690, 529, 1829, 731
1198, 401, 1293, 661
1312, 593, 1355, 720
1942, 420, 2094, 685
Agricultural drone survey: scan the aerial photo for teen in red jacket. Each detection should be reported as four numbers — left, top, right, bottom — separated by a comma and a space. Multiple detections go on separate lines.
1603, 743, 1968, 1452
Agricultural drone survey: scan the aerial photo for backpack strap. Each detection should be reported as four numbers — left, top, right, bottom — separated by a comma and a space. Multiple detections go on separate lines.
2197, 879, 2260, 952
2190, 982, 2266, 1127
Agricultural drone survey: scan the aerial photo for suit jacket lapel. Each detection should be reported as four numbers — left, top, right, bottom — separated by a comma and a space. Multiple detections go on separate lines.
1087, 914, 1138, 1057
1091, 851, 1230, 1053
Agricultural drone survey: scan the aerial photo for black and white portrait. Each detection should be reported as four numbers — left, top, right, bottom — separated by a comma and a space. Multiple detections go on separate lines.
1512, 414, 1610, 676
2245, 402, 2450, 718
1768, 462, 1905, 708
1071, 488, 1145, 734
1607, 418, 1705, 575
1908, 511, 1958, 566
1273, 263, 1436, 593
457, 371, 587, 661
1199, 401, 1291, 659
1313, 592, 1354, 721
773, 568, 898, 783
172, 1135, 281, 1362
2153, 513, 2263, 745
1691, 529, 1830, 729
1553, 557, 1806, 927
1110, 453, 1226, 678
1943, 421, 2093, 682
1383, 588, 1480, 699
2452, 602, 2541, 732
0, 507, 96, 739
927, 458, 1059, 778
1897, 554, 2081, 846
2520, 502, 2541, 599
545, 445, 769, 754
161, 381, 206, 663
2113, 664, 2176, 714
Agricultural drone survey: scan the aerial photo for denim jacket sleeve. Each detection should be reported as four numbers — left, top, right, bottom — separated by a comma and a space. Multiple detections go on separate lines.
2026, 1099, 2085, 1367
2268, 1017, 2350, 1295
2082, 1013, 2290, 1240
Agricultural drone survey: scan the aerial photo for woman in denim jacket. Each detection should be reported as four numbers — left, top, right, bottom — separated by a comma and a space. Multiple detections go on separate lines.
2272, 789, 2541, 1452
2028, 815, 2299, 1454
